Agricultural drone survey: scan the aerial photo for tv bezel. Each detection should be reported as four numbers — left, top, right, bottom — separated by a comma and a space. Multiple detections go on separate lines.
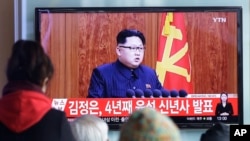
34, 6, 243, 129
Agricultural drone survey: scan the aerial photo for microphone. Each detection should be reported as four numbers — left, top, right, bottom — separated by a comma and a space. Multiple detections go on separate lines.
135, 89, 144, 98
153, 89, 162, 98
144, 89, 153, 98
126, 89, 135, 98
161, 89, 170, 97
170, 90, 179, 97
179, 89, 188, 97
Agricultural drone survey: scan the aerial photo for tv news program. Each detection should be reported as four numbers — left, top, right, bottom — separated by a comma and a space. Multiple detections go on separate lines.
35, 7, 243, 129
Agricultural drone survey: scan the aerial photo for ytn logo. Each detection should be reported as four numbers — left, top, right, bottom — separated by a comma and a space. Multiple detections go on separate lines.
213, 17, 226, 23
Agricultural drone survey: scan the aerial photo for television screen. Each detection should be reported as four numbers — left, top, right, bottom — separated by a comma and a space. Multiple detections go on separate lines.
35, 7, 243, 129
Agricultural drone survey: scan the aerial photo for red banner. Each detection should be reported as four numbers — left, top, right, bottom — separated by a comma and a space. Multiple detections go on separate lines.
52, 96, 238, 118
156, 12, 193, 93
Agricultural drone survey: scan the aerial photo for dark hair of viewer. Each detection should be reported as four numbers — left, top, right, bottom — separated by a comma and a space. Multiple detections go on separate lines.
6, 40, 54, 87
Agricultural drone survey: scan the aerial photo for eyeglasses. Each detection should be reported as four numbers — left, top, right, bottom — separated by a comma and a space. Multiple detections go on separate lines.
119, 46, 146, 52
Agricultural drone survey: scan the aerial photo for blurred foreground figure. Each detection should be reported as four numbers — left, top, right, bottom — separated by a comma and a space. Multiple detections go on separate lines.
119, 107, 181, 141
200, 122, 229, 141
70, 114, 109, 141
0, 40, 76, 141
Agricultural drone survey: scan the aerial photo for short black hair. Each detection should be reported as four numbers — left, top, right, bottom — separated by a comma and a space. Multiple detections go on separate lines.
116, 29, 145, 45
6, 39, 54, 86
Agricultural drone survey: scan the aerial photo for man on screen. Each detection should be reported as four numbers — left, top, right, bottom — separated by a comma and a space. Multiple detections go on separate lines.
87, 29, 163, 98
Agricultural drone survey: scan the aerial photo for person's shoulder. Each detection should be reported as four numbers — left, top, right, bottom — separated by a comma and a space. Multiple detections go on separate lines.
37, 109, 69, 126
216, 102, 221, 106
200, 122, 229, 141
139, 64, 155, 72
45, 108, 68, 118
96, 62, 115, 70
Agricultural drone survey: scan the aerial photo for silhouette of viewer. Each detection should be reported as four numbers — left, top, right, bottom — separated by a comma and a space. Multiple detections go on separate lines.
0, 40, 76, 141
200, 122, 229, 141
119, 107, 181, 141
70, 114, 109, 141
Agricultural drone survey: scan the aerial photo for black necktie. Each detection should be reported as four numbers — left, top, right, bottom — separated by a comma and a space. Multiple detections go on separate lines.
131, 69, 137, 79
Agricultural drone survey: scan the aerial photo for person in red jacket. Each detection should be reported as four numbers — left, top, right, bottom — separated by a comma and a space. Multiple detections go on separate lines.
0, 40, 76, 141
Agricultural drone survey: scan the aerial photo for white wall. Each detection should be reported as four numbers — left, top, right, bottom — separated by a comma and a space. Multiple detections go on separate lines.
15, 0, 250, 141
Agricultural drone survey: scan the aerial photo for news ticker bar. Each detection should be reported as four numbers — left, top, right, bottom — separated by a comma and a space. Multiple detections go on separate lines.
53, 97, 238, 117
69, 116, 238, 124
230, 125, 250, 140
69, 116, 238, 125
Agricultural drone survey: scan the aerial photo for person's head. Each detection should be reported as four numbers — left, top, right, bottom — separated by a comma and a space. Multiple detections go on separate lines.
119, 107, 181, 141
6, 39, 54, 92
200, 122, 229, 141
116, 29, 146, 69
220, 92, 228, 103
70, 114, 109, 141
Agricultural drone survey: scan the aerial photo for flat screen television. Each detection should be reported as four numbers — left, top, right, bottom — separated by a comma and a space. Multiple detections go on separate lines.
34, 7, 243, 129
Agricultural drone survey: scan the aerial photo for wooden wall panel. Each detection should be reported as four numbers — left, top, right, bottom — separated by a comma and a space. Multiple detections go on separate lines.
65, 14, 80, 98
41, 13, 67, 98
185, 12, 237, 93
40, 12, 238, 98
144, 13, 160, 68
